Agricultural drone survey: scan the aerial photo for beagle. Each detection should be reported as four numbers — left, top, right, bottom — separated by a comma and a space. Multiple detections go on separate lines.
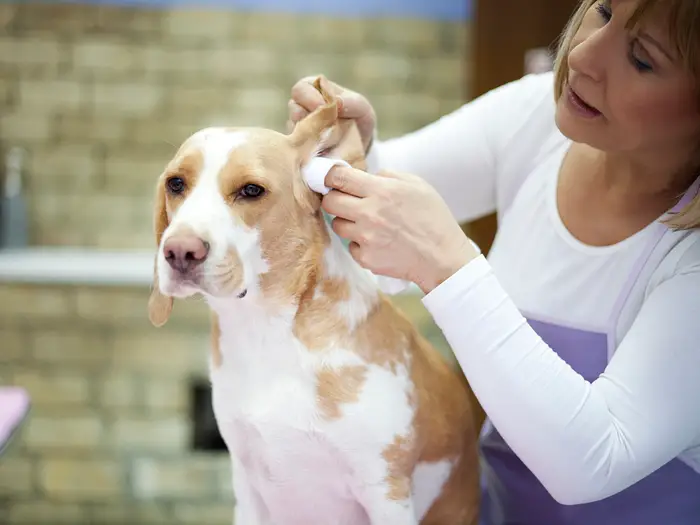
147, 77, 480, 525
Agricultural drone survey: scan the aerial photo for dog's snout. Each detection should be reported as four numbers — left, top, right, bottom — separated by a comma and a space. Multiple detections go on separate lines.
164, 234, 210, 274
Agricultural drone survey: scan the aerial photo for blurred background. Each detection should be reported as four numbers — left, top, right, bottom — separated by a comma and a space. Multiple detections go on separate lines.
0, 0, 577, 523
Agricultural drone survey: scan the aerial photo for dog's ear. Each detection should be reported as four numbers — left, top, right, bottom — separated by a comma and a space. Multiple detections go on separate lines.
289, 75, 369, 212
289, 76, 342, 162
148, 179, 173, 327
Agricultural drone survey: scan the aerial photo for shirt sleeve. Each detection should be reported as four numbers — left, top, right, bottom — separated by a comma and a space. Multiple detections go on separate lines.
364, 72, 556, 224
421, 252, 700, 505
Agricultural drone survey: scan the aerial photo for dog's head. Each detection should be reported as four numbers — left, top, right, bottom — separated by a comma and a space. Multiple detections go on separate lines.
148, 77, 363, 327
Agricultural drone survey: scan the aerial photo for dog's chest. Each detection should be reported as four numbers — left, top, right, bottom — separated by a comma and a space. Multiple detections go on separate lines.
209, 340, 372, 521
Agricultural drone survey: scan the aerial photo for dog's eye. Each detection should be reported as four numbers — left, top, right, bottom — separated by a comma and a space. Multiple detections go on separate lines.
239, 184, 265, 199
166, 177, 186, 194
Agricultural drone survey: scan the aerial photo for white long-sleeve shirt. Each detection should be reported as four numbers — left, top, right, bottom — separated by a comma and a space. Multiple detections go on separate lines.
366, 71, 700, 505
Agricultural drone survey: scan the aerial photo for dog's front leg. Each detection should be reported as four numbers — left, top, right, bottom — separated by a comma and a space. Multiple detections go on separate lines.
231, 459, 268, 525
357, 483, 418, 525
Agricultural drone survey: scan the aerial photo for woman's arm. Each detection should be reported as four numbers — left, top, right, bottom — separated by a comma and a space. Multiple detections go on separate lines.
421, 252, 700, 504
365, 73, 555, 224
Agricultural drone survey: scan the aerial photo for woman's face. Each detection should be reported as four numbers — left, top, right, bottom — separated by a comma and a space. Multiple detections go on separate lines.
555, 0, 700, 160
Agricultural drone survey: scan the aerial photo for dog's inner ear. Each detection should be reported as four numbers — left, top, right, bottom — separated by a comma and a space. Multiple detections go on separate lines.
148, 179, 174, 327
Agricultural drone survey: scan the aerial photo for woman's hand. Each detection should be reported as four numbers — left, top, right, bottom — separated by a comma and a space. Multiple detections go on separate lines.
322, 166, 480, 294
287, 76, 377, 154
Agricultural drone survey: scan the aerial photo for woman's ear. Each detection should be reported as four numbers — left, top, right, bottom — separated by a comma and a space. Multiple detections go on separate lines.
148, 180, 173, 327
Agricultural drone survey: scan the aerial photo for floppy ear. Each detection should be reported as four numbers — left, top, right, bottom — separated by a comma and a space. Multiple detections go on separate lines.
289, 76, 341, 162
148, 179, 173, 327
289, 75, 368, 212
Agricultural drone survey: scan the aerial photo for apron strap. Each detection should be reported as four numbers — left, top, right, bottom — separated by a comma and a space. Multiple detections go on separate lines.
606, 175, 700, 354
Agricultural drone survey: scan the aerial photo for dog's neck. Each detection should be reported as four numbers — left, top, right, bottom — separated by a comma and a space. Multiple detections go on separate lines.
206, 220, 379, 360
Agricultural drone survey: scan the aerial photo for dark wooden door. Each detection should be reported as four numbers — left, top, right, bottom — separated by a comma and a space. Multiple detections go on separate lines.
463, 0, 580, 255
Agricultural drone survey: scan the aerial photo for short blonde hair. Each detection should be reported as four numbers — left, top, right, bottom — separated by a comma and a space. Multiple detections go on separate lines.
551, 0, 700, 229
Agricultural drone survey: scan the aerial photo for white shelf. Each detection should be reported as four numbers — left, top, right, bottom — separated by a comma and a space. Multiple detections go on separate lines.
0, 247, 155, 286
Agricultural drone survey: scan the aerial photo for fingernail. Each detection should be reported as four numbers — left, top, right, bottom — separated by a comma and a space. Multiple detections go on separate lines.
336, 96, 344, 113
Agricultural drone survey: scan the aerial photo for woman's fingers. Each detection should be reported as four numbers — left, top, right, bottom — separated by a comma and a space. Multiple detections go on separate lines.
324, 166, 377, 198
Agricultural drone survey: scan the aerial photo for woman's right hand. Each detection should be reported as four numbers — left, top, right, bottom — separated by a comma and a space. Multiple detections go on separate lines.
287, 76, 377, 154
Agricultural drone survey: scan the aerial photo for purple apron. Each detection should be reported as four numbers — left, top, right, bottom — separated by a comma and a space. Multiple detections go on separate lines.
479, 182, 700, 525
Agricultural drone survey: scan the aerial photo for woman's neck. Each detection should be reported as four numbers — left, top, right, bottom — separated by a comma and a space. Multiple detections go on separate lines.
587, 143, 697, 202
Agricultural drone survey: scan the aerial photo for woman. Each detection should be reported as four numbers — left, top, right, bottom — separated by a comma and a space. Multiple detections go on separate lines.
288, 0, 700, 524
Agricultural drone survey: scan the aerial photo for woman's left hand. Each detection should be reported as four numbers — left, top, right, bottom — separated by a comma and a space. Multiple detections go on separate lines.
322, 166, 480, 294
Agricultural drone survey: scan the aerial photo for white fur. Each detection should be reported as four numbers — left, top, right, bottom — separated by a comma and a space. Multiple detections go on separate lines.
155, 128, 453, 524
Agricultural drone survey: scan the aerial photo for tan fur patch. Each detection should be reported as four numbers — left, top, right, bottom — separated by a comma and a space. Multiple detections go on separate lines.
293, 276, 351, 350
316, 364, 368, 420
382, 433, 417, 501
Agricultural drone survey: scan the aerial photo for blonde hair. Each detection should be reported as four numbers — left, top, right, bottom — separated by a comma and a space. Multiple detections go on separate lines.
551, 0, 700, 229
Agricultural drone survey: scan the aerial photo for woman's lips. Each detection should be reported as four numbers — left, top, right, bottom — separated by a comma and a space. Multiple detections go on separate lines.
566, 85, 602, 118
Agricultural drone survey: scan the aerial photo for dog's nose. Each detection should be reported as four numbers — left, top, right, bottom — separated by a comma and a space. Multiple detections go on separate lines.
163, 235, 209, 273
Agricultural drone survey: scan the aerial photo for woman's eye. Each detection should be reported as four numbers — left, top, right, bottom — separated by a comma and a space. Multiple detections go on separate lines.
166, 177, 185, 194
238, 184, 265, 199
595, 2, 612, 22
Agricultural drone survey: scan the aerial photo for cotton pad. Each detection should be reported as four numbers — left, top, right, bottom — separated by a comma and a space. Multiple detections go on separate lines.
301, 156, 414, 296
301, 157, 350, 195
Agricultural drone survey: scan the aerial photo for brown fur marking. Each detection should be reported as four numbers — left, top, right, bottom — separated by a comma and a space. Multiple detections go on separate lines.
210, 312, 222, 368
316, 364, 368, 420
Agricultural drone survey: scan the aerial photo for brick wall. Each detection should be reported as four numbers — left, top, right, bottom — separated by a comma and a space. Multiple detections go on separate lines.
0, 2, 469, 249
0, 2, 468, 523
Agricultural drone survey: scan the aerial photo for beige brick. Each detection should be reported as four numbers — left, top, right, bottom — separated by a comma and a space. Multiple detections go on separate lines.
0, 75, 16, 106
92, 82, 162, 117
19, 79, 84, 111
205, 46, 277, 82
103, 149, 170, 194
132, 503, 172, 523
75, 286, 153, 324
31, 329, 110, 368
123, 115, 200, 147
300, 15, 366, 50
91, 5, 163, 36
110, 415, 188, 451
14, 3, 94, 34
33, 224, 90, 247
40, 458, 122, 500
240, 12, 301, 47
93, 229, 154, 250
73, 39, 142, 76
112, 330, 208, 376
31, 143, 97, 185
144, 380, 188, 412
173, 503, 233, 524
99, 374, 139, 410
88, 505, 132, 524
0, 285, 74, 319
377, 19, 441, 54
0, 111, 52, 141
8, 501, 85, 524
14, 370, 91, 407
0, 457, 34, 496
24, 414, 103, 451
0, 328, 26, 363
163, 9, 233, 42
0, 36, 63, 67
0, 5, 17, 32
131, 456, 222, 499
142, 46, 203, 77
76, 285, 209, 325
55, 112, 126, 143
353, 51, 411, 84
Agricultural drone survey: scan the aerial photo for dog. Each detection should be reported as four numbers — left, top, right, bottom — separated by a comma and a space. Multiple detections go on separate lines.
147, 77, 480, 525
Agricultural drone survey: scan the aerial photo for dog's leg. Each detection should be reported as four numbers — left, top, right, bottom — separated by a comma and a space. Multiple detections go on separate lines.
232, 460, 268, 525
357, 483, 418, 525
